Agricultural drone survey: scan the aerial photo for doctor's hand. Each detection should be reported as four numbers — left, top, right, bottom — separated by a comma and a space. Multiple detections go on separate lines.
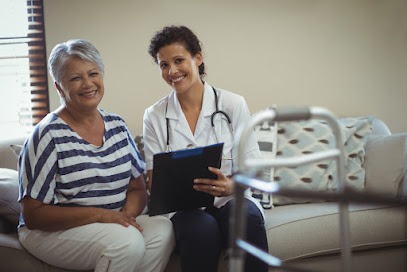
193, 167, 234, 197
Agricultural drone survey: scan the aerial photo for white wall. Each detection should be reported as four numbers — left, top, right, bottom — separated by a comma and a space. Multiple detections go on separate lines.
44, 0, 407, 135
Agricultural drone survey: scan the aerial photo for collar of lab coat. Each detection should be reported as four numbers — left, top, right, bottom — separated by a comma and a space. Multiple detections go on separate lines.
165, 82, 217, 141
165, 82, 216, 120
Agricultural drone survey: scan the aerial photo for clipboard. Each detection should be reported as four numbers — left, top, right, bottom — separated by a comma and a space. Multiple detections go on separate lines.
148, 142, 224, 216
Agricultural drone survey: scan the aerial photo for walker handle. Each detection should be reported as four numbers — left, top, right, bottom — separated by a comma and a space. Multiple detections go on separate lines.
273, 107, 311, 122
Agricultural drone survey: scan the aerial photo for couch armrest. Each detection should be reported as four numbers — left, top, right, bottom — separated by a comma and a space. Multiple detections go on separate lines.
363, 133, 407, 197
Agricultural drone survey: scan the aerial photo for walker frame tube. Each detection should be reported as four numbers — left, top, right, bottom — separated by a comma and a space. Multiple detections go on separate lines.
229, 106, 350, 272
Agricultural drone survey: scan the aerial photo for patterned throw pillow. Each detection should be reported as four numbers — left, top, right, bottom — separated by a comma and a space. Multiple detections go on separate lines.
272, 116, 373, 205
252, 119, 278, 209
331, 117, 374, 190
272, 120, 336, 205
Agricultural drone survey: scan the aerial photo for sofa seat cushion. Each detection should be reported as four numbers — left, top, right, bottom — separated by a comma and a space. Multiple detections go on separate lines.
264, 202, 407, 261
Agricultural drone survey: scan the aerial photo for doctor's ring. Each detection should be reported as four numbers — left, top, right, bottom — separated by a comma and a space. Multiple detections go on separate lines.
212, 185, 216, 191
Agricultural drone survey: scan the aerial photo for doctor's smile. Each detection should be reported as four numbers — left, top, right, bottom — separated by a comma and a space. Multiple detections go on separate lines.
171, 75, 186, 84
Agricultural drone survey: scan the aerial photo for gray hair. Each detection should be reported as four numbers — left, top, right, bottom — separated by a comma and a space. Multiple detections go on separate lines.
48, 39, 105, 84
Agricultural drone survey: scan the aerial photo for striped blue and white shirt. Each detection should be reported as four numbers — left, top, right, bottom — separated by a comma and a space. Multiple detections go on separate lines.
18, 109, 145, 228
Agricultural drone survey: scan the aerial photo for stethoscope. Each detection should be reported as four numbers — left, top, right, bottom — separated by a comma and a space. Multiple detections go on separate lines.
165, 86, 234, 160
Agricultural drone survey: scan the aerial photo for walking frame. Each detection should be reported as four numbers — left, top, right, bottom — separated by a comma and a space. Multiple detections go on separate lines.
228, 106, 407, 272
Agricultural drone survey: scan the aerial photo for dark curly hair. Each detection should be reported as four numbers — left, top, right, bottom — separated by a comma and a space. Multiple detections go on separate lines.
148, 25, 206, 77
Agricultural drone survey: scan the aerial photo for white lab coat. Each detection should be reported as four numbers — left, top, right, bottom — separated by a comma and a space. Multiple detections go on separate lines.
143, 82, 263, 215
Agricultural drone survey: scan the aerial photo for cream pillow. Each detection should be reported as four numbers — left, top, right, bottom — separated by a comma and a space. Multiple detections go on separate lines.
363, 133, 407, 197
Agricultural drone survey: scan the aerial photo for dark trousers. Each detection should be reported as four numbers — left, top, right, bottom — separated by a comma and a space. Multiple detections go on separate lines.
171, 199, 269, 272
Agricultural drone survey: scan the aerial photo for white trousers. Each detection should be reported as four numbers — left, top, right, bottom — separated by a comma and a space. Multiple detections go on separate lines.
18, 215, 175, 272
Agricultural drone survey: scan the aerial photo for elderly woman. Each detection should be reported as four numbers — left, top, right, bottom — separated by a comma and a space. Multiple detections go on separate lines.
17, 39, 174, 272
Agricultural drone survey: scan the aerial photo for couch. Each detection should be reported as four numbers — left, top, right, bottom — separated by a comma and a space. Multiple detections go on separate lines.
0, 116, 406, 272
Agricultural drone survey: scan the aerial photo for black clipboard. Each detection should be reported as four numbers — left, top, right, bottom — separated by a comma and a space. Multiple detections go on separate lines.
148, 142, 224, 216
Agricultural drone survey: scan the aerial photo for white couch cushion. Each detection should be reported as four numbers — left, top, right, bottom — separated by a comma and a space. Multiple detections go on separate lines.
363, 133, 407, 197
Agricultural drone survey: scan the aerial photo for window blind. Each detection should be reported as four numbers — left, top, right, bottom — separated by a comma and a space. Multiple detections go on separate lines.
25, 0, 49, 126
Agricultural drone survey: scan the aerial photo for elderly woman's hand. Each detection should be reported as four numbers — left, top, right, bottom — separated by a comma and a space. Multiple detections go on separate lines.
99, 209, 143, 231
193, 167, 234, 197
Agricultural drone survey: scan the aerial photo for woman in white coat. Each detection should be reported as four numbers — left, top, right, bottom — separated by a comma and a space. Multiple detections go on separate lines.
143, 25, 268, 272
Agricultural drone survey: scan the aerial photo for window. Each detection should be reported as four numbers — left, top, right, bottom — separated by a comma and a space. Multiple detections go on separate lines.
0, 0, 49, 139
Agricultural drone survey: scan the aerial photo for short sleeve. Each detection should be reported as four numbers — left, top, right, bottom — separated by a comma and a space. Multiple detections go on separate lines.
18, 129, 58, 204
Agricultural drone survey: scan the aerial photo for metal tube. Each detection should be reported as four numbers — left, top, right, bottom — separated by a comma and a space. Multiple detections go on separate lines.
229, 183, 247, 272
234, 106, 352, 272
